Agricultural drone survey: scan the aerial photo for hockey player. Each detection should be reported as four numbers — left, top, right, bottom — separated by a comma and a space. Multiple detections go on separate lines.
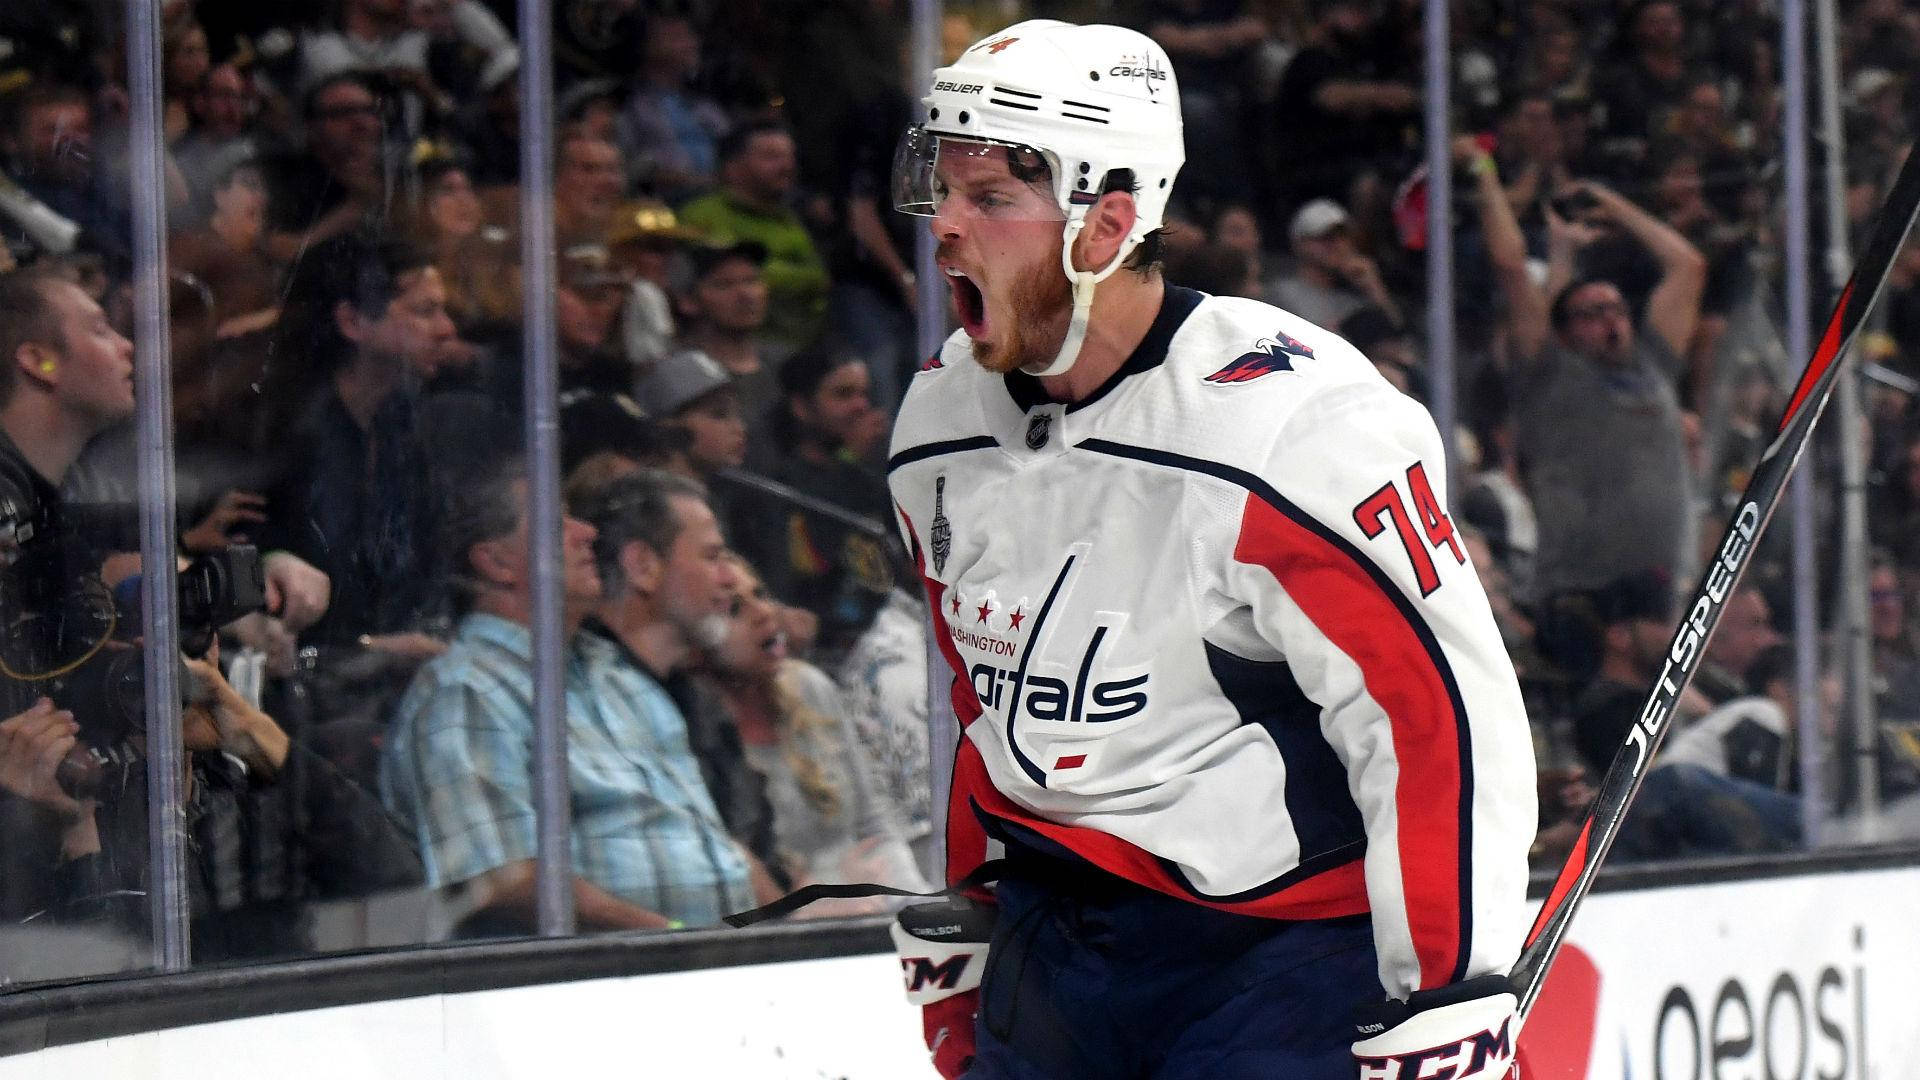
885, 20, 1537, 1080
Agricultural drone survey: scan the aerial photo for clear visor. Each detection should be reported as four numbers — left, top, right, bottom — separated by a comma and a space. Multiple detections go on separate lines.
891, 126, 1066, 222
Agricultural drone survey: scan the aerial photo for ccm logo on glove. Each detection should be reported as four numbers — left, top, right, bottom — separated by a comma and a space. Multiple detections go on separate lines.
1353, 1016, 1512, 1080
1352, 975, 1517, 1080
902, 953, 976, 995
891, 899, 993, 1006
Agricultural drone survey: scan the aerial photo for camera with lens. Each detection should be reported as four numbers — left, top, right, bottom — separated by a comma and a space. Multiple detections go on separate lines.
0, 543, 267, 796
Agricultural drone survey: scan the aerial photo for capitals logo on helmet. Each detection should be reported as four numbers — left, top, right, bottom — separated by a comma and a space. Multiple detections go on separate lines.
1205, 334, 1315, 384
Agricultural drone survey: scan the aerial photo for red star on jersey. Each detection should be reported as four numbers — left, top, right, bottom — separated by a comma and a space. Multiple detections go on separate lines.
976, 600, 993, 623
1008, 608, 1026, 630
950, 594, 961, 616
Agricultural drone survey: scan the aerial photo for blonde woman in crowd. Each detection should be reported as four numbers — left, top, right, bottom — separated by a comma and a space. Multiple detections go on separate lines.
702, 553, 930, 914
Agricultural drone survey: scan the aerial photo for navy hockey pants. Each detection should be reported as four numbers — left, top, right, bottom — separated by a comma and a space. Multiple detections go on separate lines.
964, 863, 1382, 1080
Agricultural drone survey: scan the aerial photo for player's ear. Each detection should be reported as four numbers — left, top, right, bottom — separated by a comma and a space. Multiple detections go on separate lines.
1073, 190, 1138, 273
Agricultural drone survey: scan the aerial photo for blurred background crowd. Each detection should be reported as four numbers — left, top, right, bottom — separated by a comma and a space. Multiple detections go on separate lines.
2, 0, 1920, 982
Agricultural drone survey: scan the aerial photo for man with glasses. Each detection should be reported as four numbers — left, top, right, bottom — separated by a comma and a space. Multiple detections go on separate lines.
260, 72, 390, 263
1504, 178, 1708, 608
297, 0, 447, 139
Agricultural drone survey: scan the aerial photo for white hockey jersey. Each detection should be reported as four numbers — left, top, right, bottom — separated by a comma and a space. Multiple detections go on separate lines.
886, 286, 1537, 999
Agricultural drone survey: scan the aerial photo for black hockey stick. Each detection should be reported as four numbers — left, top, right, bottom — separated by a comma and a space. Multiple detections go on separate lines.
1510, 144, 1920, 1022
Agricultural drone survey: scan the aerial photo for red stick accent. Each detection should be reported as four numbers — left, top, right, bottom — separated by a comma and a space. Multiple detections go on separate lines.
1527, 820, 1591, 946
1777, 282, 1853, 434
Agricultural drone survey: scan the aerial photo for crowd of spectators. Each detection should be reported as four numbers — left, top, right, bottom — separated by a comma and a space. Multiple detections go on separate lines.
3, 0, 1920, 981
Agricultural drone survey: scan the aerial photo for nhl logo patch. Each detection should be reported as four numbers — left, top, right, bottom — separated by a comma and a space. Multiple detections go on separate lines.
930, 476, 952, 573
1026, 413, 1052, 450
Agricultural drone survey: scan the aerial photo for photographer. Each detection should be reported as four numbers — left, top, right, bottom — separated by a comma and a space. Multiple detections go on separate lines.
0, 266, 135, 923
4, 643, 423, 957
0, 267, 421, 960
0, 266, 328, 665
0, 268, 134, 569
0, 699, 100, 878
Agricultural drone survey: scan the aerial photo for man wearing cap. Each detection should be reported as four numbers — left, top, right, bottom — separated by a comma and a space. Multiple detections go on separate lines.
488, 242, 634, 419
609, 200, 702, 370
559, 388, 679, 490
676, 121, 829, 356
634, 348, 747, 482
557, 79, 623, 147
1269, 197, 1403, 331
675, 238, 777, 427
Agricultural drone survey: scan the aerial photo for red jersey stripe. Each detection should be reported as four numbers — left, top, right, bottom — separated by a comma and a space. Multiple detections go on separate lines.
1232, 493, 1467, 989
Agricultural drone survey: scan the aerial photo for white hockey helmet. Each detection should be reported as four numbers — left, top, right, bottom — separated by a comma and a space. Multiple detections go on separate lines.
894, 21, 1186, 375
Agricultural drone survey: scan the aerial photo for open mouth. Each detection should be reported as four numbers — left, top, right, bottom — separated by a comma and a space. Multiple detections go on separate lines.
760, 630, 787, 663
946, 267, 988, 339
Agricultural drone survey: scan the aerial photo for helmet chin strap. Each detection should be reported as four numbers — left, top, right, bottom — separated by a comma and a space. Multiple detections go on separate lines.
1019, 215, 1138, 378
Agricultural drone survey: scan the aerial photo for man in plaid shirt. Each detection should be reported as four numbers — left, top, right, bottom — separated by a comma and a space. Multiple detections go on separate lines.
381, 462, 758, 932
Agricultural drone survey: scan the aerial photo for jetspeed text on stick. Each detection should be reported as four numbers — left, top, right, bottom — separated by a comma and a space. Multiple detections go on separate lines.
1627, 502, 1761, 774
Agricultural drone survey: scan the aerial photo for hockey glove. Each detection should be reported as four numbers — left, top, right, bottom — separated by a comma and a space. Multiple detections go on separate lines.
1351, 974, 1518, 1080
891, 896, 995, 1079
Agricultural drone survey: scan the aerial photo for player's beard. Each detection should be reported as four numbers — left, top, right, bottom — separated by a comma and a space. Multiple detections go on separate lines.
971, 246, 1074, 375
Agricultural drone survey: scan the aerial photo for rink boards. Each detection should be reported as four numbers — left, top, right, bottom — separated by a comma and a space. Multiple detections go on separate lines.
1518, 863, 1907, 1079
1, 860, 1916, 1079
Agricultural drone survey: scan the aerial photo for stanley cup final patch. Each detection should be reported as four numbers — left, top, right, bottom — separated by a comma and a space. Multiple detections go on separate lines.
931, 475, 952, 574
